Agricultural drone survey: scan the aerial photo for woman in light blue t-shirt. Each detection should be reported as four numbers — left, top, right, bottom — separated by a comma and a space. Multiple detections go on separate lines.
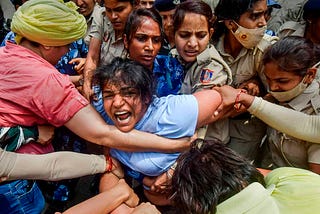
94, 57, 221, 207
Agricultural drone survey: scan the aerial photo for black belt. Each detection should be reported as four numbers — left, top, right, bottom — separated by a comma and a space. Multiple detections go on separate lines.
0, 180, 13, 186
231, 112, 252, 120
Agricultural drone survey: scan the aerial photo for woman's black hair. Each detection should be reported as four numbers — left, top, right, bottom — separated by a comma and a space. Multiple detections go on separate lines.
212, 0, 263, 42
94, 57, 154, 105
173, 0, 214, 33
171, 138, 265, 214
118, 0, 135, 6
124, 7, 164, 45
263, 36, 320, 76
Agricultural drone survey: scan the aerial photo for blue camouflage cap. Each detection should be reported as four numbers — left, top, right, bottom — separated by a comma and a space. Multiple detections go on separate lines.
267, 0, 281, 9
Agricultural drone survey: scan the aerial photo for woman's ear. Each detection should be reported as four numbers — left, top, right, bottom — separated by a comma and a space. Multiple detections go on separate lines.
42, 45, 52, 50
145, 97, 151, 105
209, 28, 214, 39
304, 67, 317, 84
224, 20, 235, 31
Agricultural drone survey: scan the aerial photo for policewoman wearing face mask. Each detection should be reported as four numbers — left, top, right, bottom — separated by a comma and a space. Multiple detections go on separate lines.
262, 36, 320, 174
211, 0, 278, 162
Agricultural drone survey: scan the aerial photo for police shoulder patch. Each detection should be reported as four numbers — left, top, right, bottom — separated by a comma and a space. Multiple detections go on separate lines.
200, 68, 215, 83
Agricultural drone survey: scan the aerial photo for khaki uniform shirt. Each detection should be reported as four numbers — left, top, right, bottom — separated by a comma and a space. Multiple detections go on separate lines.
214, 34, 278, 160
277, 21, 306, 39
171, 44, 232, 143
89, 9, 127, 65
277, 21, 320, 80
84, 4, 104, 46
267, 80, 320, 169
267, 0, 307, 33
215, 34, 278, 88
171, 44, 232, 94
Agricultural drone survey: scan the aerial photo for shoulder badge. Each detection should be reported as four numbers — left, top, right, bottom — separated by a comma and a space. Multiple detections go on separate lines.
200, 68, 215, 83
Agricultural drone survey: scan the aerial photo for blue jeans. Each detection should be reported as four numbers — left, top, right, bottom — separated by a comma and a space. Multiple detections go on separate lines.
0, 180, 45, 214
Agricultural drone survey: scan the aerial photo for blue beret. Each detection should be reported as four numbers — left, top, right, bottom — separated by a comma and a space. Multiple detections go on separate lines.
304, 0, 320, 12
153, 0, 184, 12
267, 0, 281, 9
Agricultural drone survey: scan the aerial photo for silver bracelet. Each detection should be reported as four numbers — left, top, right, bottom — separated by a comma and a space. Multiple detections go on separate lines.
166, 162, 177, 179
170, 162, 177, 170
166, 170, 173, 179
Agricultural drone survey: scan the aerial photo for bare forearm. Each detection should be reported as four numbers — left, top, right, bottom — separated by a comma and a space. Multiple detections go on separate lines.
62, 183, 130, 214
83, 59, 96, 86
83, 37, 101, 86
103, 127, 190, 152
65, 105, 190, 152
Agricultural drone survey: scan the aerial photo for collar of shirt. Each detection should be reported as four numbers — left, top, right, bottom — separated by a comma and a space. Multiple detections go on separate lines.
287, 80, 320, 111
215, 34, 250, 64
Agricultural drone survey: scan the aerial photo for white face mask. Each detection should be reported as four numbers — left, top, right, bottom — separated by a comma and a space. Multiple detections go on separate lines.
230, 21, 266, 49
269, 77, 308, 102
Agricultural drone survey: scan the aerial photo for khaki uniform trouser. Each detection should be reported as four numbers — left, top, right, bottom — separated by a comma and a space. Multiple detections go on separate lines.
228, 114, 267, 162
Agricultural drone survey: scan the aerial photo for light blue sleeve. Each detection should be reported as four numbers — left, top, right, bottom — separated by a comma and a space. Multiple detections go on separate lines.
155, 94, 198, 138
111, 95, 199, 176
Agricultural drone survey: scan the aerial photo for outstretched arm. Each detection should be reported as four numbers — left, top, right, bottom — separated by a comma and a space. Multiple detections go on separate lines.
193, 89, 222, 128
0, 148, 108, 181
65, 105, 192, 152
82, 37, 101, 100
249, 97, 320, 144
59, 179, 139, 214
215, 85, 320, 144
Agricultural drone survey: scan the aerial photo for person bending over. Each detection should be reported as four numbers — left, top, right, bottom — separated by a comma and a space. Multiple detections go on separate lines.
171, 139, 320, 214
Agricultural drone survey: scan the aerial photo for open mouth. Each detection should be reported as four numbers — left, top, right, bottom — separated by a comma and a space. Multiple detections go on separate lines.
184, 50, 198, 57
114, 111, 131, 124
78, 8, 86, 13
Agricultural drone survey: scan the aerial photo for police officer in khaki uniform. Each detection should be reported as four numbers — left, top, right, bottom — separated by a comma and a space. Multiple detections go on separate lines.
262, 37, 320, 174
83, 0, 134, 100
267, 84, 320, 170
153, 0, 185, 56
267, 0, 306, 33
91, 17, 127, 65
170, 1, 233, 144
81, 1, 105, 46
278, 0, 320, 80
212, 0, 278, 162
171, 45, 232, 94
278, 0, 320, 43
86, 3, 129, 66
172, 44, 233, 144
